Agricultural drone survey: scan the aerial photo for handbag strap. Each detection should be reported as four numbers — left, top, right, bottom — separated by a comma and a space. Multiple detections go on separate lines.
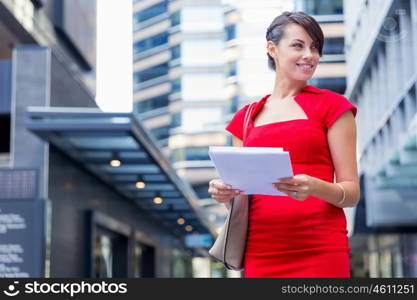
243, 102, 256, 142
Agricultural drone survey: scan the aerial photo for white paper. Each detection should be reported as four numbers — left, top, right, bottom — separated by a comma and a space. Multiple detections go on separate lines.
208, 146, 294, 196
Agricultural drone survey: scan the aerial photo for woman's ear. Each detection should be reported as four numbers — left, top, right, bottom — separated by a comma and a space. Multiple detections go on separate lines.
266, 41, 276, 59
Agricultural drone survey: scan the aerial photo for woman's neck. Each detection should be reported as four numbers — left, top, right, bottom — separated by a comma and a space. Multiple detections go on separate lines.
270, 76, 307, 101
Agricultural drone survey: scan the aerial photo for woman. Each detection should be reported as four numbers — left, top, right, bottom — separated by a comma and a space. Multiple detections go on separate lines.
208, 11, 360, 278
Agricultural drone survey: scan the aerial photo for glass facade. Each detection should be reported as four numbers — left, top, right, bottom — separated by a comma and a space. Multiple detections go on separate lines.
322, 37, 345, 55
133, 242, 155, 278
226, 61, 237, 77
303, 0, 343, 15
94, 226, 128, 278
134, 94, 169, 113
133, 32, 168, 55
172, 77, 181, 93
171, 10, 180, 27
170, 249, 193, 278
171, 112, 182, 128
133, 63, 169, 84
171, 146, 210, 162
309, 77, 346, 94
171, 45, 181, 60
193, 183, 211, 200
133, 1, 168, 24
150, 126, 170, 140
225, 24, 236, 41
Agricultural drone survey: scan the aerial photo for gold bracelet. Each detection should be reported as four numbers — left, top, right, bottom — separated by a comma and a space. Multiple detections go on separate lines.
335, 183, 346, 205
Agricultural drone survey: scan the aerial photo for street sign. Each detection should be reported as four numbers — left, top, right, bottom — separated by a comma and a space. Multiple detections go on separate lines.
185, 234, 213, 248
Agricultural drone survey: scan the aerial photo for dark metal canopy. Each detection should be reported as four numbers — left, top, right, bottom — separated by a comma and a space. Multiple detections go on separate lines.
26, 106, 216, 239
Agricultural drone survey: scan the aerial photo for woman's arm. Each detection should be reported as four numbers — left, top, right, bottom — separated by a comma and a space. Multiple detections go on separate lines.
274, 110, 360, 208
314, 109, 360, 207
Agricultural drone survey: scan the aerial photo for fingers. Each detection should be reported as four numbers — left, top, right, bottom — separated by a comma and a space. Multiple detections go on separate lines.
208, 179, 243, 204
273, 182, 298, 191
273, 182, 307, 201
208, 186, 241, 196
277, 188, 307, 201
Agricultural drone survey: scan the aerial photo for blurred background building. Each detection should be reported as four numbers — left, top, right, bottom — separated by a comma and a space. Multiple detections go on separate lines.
2, 0, 417, 279
132, 0, 227, 227
0, 0, 215, 278
344, 0, 417, 277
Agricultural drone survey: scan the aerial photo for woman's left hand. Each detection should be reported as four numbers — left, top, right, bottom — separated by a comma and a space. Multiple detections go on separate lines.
273, 174, 318, 201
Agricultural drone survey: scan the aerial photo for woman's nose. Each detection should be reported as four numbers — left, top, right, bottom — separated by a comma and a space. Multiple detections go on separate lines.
302, 48, 314, 59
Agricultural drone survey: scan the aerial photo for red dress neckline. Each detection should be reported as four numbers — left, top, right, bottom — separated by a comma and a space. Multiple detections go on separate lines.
250, 84, 321, 129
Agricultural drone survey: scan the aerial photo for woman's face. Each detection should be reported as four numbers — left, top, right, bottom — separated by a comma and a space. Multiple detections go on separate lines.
267, 23, 320, 82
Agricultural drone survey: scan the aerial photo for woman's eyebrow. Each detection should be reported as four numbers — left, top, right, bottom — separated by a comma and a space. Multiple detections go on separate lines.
291, 39, 315, 45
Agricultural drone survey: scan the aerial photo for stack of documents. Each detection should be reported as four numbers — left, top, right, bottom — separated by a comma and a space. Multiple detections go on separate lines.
208, 146, 294, 196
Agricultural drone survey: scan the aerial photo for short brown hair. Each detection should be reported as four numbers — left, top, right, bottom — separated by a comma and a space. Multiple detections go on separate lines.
266, 11, 324, 71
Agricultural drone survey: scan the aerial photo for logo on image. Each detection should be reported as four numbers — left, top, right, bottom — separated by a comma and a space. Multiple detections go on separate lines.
3, 281, 20, 297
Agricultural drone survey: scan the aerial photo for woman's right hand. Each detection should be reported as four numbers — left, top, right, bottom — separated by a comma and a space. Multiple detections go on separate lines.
208, 179, 243, 206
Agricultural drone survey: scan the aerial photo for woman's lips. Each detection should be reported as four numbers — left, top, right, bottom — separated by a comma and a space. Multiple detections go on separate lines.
296, 63, 314, 72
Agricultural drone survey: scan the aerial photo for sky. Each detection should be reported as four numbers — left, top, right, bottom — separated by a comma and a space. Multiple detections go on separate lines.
95, 0, 133, 112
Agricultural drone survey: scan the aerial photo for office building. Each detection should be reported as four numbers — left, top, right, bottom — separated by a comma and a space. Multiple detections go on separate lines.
0, 0, 214, 278
344, 0, 417, 277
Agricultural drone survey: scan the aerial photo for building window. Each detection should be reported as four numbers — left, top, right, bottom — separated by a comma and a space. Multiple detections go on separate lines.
172, 77, 181, 93
171, 112, 182, 128
133, 63, 169, 84
309, 77, 346, 94
185, 146, 210, 161
171, 45, 180, 60
134, 94, 169, 114
230, 96, 239, 113
133, 32, 168, 54
193, 183, 211, 199
170, 147, 210, 162
323, 37, 344, 55
133, 1, 167, 24
171, 10, 180, 26
133, 242, 155, 278
303, 0, 343, 15
225, 24, 236, 41
94, 227, 128, 278
151, 126, 170, 140
226, 61, 237, 77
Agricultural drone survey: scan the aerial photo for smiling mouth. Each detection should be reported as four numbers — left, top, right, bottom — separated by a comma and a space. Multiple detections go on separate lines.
296, 63, 313, 70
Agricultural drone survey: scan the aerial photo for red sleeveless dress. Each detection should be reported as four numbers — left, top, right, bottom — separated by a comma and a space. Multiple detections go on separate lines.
225, 85, 357, 278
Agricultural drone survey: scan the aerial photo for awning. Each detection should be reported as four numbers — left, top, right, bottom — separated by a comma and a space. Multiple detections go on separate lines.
26, 106, 216, 239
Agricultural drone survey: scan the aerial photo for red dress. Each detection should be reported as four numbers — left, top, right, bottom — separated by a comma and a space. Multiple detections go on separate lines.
225, 85, 358, 278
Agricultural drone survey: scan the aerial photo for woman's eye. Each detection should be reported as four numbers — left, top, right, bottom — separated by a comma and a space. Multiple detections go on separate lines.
293, 43, 302, 48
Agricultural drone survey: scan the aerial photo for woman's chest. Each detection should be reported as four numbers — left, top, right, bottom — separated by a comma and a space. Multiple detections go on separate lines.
245, 120, 330, 163
252, 99, 308, 127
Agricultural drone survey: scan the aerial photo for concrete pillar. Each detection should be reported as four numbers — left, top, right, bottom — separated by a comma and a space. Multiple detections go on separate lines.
410, 0, 417, 74
6, 45, 51, 277
11, 45, 50, 197
398, 0, 413, 82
